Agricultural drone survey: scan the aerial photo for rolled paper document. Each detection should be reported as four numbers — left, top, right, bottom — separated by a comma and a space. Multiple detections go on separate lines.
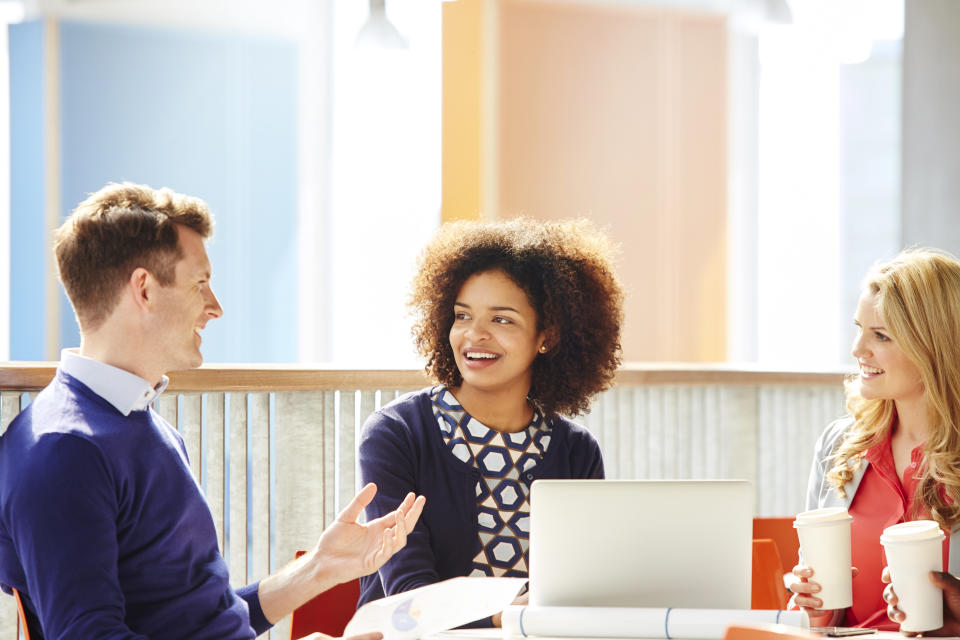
501, 606, 809, 639
344, 576, 525, 640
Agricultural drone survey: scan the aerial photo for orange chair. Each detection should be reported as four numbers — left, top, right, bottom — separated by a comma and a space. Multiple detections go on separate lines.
13, 587, 37, 640
752, 538, 789, 610
288, 552, 362, 640
753, 517, 800, 574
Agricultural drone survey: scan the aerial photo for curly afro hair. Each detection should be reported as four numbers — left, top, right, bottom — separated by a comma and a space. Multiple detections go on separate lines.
409, 217, 624, 418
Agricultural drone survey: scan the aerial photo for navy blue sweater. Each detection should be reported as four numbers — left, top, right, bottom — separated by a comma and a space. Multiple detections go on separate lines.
0, 371, 268, 639
357, 388, 604, 620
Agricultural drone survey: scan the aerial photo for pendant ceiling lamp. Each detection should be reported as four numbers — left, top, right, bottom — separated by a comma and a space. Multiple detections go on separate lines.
356, 0, 409, 49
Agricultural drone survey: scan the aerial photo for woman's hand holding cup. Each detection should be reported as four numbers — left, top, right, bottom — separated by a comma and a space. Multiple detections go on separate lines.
881, 566, 906, 625
790, 564, 857, 627
792, 507, 855, 626
883, 566, 960, 637
880, 520, 947, 633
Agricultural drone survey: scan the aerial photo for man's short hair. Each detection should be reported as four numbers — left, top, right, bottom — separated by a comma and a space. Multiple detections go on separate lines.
55, 182, 214, 331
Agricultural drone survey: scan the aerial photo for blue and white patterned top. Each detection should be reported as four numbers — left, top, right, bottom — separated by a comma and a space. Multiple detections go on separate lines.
431, 385, 552, 577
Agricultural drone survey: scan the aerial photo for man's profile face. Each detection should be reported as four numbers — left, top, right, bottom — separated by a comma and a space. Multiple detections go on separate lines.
151, 225, 223, 372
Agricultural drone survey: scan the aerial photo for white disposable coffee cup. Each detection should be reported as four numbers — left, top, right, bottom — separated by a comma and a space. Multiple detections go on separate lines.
794, 507, 853, 610
880, 520, 945, 633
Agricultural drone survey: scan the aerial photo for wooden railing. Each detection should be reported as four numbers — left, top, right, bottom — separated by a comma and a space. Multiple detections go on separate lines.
0, 363, 850, 638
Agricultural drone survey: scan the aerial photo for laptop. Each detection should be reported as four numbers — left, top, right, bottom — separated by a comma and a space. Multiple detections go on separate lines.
529, 479, 753, 609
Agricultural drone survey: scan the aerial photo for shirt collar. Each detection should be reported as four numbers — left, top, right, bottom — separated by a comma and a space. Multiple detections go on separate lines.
863, 424, 925, 468
60, 348, 169, 416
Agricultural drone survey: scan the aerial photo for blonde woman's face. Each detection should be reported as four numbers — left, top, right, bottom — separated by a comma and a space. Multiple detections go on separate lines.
851, 290, 924, 405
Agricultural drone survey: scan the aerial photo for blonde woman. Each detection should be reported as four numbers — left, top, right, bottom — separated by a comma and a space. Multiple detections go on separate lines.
790, 248, 960, 631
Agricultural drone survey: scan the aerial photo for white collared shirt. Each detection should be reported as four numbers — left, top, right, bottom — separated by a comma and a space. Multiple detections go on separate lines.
60, 349, 169, 416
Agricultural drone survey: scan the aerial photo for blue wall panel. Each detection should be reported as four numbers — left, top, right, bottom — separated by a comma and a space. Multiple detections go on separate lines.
9, 21, 48, 360
55, 21, 298, 362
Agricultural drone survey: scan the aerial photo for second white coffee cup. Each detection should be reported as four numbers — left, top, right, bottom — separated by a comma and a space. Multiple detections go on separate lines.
794, 507, 853, 610
881, 520, 945, 633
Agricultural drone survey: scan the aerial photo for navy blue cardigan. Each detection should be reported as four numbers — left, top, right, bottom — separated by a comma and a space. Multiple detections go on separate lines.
357, 388, 604, 619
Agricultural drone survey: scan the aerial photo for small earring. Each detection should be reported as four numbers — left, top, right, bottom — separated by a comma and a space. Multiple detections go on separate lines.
539, 345, 547, 353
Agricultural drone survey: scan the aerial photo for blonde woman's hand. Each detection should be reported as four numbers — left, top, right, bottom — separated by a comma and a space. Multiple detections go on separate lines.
789, 564, 857, 627
881, 566, 905, 626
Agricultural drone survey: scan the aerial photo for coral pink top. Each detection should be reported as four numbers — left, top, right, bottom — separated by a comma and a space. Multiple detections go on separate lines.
847, 429, 949, 629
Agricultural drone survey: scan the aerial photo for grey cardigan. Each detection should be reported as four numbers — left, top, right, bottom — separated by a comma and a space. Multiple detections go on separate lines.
805, 417, 960, 572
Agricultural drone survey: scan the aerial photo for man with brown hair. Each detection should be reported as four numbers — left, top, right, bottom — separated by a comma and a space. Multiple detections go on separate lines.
0, 182, 425, 639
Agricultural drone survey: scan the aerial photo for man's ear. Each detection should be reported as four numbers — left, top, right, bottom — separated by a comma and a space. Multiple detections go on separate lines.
128, 267, 153, 312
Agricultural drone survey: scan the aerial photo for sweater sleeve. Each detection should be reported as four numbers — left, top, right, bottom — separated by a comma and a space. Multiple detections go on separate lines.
358, 408, 443, 597
582, 431, 605, 479
8, 434, 148, 640
236, 582, 271, 636
562, 418, 605, 480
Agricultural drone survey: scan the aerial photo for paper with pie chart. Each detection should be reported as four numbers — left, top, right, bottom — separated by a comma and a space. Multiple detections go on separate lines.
343, 576, 526, 640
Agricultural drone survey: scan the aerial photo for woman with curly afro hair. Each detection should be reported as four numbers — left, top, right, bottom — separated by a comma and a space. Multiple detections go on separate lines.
357, 217, 623, 626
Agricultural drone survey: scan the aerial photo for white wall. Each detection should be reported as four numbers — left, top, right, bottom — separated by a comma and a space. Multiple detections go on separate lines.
745, 1, 903, 367
902, 0, 960, 255
326, 0, 441, 367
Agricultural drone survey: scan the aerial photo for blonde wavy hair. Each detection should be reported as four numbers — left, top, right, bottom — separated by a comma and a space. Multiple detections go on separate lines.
827, 248, 960, 530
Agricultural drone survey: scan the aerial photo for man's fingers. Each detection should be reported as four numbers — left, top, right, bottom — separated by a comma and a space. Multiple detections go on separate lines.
396, 492, 415, 512
384, 511, 405, 551
373, 516, 404, 568
373, 512, 407, 562
366, 494, 424, 532
394, 510, 407, 544
403, 495, 426, 530
343, 633, 384, 640
337, 483, 378, 524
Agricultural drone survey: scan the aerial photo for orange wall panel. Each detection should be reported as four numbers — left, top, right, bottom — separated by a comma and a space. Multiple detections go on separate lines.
442, 0, 728, 361
441, 0, 486, 222
497, 1, 727, 361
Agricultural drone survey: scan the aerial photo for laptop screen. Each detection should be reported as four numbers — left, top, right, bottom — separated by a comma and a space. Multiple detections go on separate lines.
529, 479, 754, 609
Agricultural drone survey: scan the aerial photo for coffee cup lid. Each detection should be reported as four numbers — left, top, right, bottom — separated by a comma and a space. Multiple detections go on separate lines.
880, 520, 945, 545
794, 507, 852, 528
